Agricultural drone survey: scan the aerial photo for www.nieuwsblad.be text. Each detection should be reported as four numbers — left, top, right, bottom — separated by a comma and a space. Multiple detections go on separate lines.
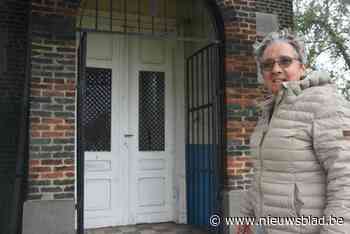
209, 214, 344, 227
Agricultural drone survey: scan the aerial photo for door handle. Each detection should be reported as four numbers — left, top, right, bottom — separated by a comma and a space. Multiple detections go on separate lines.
124, 134, 134, 138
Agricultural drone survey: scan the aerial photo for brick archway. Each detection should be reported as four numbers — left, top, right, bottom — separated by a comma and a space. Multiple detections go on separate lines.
23, 0, 294, 233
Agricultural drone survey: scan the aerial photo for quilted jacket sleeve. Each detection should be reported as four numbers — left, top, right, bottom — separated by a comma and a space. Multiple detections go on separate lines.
313, 96, 350, 233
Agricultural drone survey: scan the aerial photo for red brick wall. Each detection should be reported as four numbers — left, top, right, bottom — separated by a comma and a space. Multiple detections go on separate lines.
28, 0, 78, 200
219, 0, 293, 190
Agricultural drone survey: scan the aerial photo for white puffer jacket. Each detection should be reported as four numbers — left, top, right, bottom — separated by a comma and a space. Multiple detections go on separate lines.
241, 71, 350, 234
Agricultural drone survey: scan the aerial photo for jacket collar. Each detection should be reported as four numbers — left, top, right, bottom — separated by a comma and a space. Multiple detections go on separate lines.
257, 70, 332, 118
281, 70, 332, 97
275, 70, 332, 105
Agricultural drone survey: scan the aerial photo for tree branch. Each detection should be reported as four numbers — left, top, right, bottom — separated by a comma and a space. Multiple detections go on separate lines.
313, 19, 350, 70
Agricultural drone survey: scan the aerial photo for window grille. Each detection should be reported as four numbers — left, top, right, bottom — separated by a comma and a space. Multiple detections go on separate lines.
83, 67, 112, 151
77, 0, 216, 43
138, 71, 165, 151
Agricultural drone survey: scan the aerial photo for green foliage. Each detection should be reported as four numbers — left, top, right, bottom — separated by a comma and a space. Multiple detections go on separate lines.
294, 0, 350, 100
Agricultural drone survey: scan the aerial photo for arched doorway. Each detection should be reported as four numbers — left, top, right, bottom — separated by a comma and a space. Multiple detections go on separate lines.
76, 0, 225, 232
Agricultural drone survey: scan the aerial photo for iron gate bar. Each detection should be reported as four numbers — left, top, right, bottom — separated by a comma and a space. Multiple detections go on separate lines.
211, 45, 216, 229
164, 0, 167, 33
207, 45, 212, 224
213, 45, 217, 228
212, 44, 218, 233
191, 57, 194, 225
197, 52, 201, 225
185, 51, 189, 225
77, 31, 87, 234
189, 103, 212, 112
207, 47, 211, 226
190, 55, 194, 224
95, 0, 98, 31
110, 0, 113, 32
199, 50, 206, 225
124, 0, 127, 33
195, 52, 199, 225
199, 50, 203, 225
208, 44, 215, 225
151, 0, 155, 34
138, 0, 141, 33
191, 54, 196, 225
201, 50, 205, 226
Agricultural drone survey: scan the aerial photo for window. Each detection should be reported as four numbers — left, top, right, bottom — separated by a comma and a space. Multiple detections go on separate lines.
83, 67, 112, 151
139, 71, 165, 151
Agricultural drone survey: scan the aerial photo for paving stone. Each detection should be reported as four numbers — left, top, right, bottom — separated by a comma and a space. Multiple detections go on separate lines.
139, 230, 157, 234
86, 222, 209, 234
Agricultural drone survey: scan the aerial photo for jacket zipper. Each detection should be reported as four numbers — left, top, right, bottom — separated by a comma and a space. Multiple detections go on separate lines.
257, 90, 285, 225
258, 130, 267, 219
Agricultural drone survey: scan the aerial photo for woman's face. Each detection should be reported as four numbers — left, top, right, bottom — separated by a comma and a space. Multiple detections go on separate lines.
261, 42, 305, 94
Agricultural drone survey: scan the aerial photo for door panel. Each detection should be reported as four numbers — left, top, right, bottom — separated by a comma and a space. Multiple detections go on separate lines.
86, 34, 113, 61
140, 39, 166, 64
84, 33, 121, 228
128, 37, 174, 224
85, 179, 111, 210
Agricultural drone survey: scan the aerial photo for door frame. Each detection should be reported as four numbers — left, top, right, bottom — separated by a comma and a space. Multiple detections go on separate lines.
76, 0, 225, 233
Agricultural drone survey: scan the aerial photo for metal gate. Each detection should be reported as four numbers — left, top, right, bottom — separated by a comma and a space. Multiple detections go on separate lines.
77, 31, 87, 234
186, 42, 224, 232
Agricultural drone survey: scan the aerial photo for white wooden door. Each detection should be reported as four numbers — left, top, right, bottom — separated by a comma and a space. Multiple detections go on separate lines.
83, 34, 175, 228
84, 33, 128, 228
127, 37, 175, 224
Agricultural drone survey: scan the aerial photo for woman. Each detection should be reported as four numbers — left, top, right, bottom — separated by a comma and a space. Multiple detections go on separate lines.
239, 29, 350, 234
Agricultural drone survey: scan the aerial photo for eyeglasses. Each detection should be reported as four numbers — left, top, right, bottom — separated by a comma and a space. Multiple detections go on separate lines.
260, 56, 301, 72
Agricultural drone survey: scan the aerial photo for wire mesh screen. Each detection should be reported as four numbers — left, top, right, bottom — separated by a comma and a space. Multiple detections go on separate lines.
139, 71, 165, 151
83, 67, 112, 151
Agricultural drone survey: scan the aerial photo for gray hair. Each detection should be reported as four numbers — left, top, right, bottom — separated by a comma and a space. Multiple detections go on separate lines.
254, 29, 307, 82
